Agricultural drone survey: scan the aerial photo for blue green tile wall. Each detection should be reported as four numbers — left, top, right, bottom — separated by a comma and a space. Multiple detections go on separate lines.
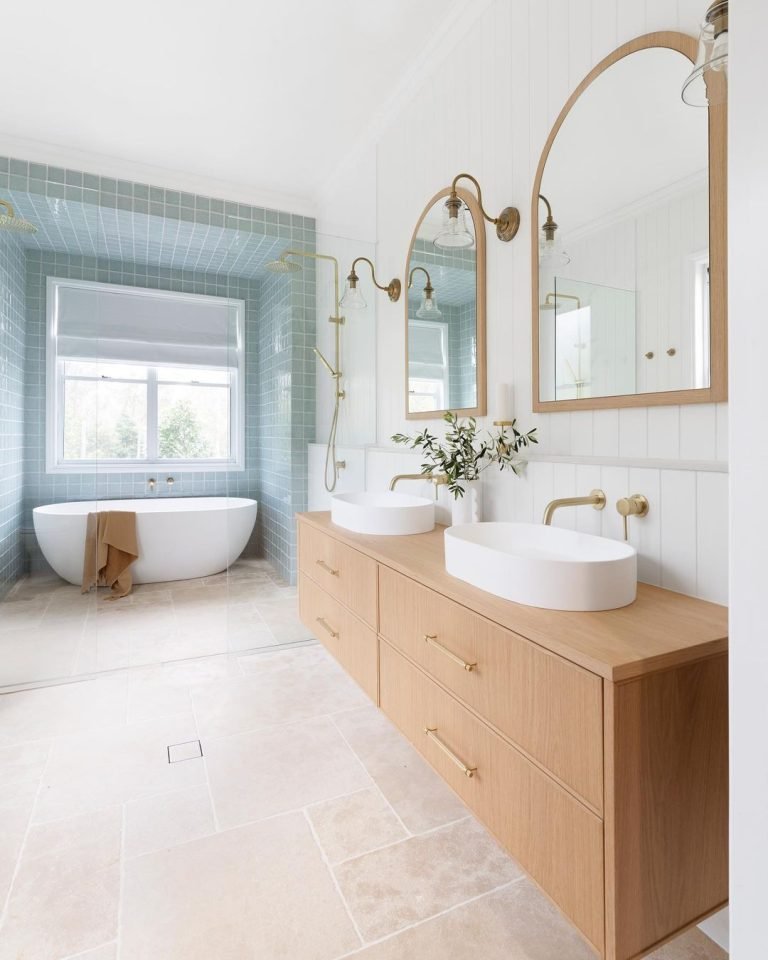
0, 231, 26, 598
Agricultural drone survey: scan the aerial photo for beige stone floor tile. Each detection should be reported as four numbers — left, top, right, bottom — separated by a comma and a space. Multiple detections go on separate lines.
0, 780, 38, 912
647, 927, 728, 959
0, 595, 50, 631
61, 943, 117, 959
255, 597, 313, 643
127, 655, 244, 722
124, 784, 216, 858
194, 645, 369, 739
335, 816, 523, 942
0, 623, 84, 686
0, 807, 121, 960
34, 713, 204, 823
332, 706, 468, 833
71, 630, 134, 675
205, 715, 370, 828
346, 878, 595, 959
0, 740, 50, 799
0, 675, 128, 747
307, 788, 408, 864
120, 811, 360, 960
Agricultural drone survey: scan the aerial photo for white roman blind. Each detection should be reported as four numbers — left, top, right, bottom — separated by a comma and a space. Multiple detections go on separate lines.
409, 319, 448, 377
52, 279, 243, 368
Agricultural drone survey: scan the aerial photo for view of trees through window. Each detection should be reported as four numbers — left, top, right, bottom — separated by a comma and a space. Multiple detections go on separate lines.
61, 361, 231, 463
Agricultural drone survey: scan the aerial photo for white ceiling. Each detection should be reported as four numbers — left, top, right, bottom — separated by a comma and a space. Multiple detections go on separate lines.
0, 0, 457, 212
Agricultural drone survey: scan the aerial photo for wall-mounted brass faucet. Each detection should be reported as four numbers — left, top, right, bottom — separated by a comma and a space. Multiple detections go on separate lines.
616, 494, 649, 540
542, 489, 606, 525
389, 473, 450, 499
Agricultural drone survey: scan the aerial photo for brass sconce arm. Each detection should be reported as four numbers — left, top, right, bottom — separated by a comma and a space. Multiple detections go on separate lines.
448, 172, 520, 242
347, 256, 401, 302
538, 194, 559, 242
407, 266, 435, 299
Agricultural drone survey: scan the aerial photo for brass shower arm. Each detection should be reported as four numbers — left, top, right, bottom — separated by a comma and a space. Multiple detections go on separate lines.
407, 266, 434, 298
347, 256, 402, 302
278, 249, 342, 319
448, 173, 520, 242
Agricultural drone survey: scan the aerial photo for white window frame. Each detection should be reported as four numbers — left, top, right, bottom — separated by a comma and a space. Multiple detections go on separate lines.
46, 278, 246, 474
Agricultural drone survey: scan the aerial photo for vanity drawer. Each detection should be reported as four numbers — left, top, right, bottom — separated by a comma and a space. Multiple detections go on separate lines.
379, 639, 604, 954
298, 522, 377, 629
378, 565, 603, 811
299, 573, 378, 703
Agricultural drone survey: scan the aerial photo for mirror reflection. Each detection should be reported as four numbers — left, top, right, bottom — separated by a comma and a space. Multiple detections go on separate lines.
538, 46, 710, 402
407, 197, 478, 414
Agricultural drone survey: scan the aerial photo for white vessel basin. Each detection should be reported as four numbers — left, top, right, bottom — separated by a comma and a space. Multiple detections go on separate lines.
445, 522, 637, 611
331, 491, 435, 536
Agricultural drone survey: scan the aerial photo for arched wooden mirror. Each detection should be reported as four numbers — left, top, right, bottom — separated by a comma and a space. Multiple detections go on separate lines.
405, 186, 486, 419
532, 33, 727, 411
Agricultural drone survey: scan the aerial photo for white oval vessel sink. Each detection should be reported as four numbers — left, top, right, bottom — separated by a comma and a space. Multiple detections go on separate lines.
331, 491, 435, 536
445, 522, 637, 611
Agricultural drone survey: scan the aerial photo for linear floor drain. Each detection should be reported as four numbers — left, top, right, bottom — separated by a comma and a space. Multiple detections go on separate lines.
167, 740, 203, 763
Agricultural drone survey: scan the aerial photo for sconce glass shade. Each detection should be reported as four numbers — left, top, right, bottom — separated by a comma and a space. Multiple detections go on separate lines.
434, 201, 474, 249
415, 289, 442, 320
682, 0, 728, 106
539, 235, 570, 269
340, 281, 367, 310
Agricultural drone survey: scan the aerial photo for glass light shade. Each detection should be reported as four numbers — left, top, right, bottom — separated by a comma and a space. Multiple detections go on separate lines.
682, 1, 728, 107
539, 235, 570, 268
415, 290, 442, 319
340, 281, 367, 310
434, 202, 474, 249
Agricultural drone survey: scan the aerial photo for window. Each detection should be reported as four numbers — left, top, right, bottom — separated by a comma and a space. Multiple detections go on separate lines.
408, 319, 449, 413
47, 279, 245, 473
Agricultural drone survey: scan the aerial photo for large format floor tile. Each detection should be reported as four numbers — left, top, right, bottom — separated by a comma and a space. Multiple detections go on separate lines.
194, 645, 369, 739
306, 787, 408, 864
335, 817, 524, 941
332, 705, 469, 833
205, 715, 370, 828
124, 784, 216, 858
120, 812, 360, 960
34, 713, 204, 823
0, 807, 121, 960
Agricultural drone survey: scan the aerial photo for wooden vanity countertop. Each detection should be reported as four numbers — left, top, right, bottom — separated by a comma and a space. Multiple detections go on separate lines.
297, 512, 728, 682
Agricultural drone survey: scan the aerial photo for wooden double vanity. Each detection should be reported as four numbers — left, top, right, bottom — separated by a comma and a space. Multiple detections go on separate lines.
297, 511, 728, 960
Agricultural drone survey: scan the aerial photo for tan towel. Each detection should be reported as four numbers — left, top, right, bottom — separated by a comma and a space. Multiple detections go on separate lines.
81, 511, 138, 599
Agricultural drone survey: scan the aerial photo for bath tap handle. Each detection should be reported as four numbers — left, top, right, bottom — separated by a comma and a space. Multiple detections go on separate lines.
148, 478, 156, 490
166, 477, 175, 487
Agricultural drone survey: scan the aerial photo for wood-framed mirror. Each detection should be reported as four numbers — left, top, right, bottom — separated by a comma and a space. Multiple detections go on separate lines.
532, 32, 727, 411
405, 186, 486, 419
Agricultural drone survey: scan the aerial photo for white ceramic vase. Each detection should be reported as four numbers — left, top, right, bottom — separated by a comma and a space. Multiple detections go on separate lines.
451, 479, 482, 525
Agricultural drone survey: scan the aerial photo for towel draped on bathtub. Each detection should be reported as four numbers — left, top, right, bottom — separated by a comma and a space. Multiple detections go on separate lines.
81, 511, 138, 599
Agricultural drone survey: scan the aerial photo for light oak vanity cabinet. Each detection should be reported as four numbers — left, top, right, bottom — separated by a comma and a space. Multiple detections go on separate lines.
297, 513, 728, 960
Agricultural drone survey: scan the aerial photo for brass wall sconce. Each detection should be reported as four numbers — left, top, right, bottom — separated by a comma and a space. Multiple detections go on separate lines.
408, 266, 442, 319
340, 256, 401, 309
434, 173, 520, 249
538, 194, 570, 268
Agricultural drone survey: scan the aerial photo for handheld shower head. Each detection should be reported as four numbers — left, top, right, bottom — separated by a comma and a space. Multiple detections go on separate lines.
0, 200, 37, 234
265, 254, 302, 274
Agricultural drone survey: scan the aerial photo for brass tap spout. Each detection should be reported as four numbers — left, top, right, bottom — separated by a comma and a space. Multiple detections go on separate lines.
542, 489, 606, 525
389, 473, 450, 497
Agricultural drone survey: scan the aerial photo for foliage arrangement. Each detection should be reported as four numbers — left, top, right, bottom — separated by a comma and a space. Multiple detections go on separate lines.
392, 411, 538, 500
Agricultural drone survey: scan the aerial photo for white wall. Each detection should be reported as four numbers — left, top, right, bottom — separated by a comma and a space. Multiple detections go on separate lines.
729, 2, 768, 957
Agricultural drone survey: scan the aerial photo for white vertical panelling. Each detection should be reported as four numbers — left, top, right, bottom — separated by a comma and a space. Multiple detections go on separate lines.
715, 402, 728, 462
628, 466, 662, 585
570, 411, 594, 455
575, 463, 603, 535
647, 405, 680, 459
696, 471, 728, 605
593, 408, 619, 456
616, 0, 646, 43
599, 465, 630, 541
531, 461, 555, 526
618, 407, 649, 459
660, 469, 698, 595
679, 403, 718, 461
552, 461, 577, 528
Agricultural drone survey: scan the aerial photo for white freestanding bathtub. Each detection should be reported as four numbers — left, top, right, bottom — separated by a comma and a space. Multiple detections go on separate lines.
33, 497, 258, 585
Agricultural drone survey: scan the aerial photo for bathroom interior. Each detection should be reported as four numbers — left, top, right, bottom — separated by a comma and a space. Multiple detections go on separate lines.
0, 0, 763, 958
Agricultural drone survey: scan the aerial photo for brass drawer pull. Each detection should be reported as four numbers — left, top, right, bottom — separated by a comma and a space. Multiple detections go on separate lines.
424, 634, 477, 672
316, 616, 339, 639
424, 727, 477, 778
316, 559, 339, 577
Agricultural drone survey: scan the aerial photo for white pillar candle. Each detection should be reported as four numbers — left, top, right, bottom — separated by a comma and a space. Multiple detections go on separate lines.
495, 382, 513, 422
